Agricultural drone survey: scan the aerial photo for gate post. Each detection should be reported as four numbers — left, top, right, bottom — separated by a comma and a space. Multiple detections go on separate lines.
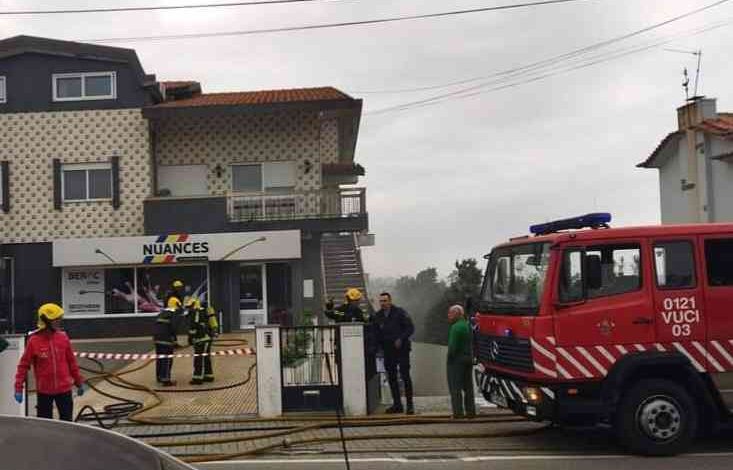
256, 325, 282, 418
0, 335, 26, 416
339, 324, 367, 416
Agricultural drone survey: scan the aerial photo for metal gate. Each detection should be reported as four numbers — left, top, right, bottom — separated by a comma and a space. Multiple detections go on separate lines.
280, 326, 341, 412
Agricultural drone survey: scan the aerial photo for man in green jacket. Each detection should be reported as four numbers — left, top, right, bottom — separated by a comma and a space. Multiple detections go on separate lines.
447, 305, 475, 418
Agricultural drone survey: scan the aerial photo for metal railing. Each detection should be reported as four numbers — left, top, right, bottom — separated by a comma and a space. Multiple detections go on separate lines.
228, 188, 366, 222
280, 326, 339, 387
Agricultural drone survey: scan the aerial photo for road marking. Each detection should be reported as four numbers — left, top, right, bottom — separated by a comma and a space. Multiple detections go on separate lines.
197, 452, 733, 465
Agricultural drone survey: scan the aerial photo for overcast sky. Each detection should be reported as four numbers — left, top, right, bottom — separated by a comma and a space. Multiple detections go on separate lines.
2, 0, 733, 279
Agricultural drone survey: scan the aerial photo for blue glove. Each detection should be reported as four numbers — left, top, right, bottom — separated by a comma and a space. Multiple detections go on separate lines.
76, 385, 85, 397
14, 392, 23, 404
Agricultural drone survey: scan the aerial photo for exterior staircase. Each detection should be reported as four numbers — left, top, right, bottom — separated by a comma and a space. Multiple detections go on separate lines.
321, 233, 371, 313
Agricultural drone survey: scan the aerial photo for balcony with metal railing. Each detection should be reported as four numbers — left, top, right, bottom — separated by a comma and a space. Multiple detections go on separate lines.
144, 187, 368, 235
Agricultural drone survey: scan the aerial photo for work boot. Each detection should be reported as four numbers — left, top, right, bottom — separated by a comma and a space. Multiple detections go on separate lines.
203, 376, 215, 383
406, 403, 415, 415
160, 380, 177, 387
385, 404, 404, 414
189, 378, 204, 385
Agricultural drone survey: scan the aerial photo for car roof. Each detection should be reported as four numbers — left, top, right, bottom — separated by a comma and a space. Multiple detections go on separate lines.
494, 223, 733, 250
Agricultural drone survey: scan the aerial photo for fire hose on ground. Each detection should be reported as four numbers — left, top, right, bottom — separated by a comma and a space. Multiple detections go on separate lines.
69, 339, 549, 463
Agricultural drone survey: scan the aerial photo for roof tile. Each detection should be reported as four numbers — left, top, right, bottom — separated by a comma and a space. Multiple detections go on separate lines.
153, 86, 352, 108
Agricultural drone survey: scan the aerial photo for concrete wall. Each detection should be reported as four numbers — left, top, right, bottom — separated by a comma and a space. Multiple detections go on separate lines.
710, 138, 733, 221
0, 108, 151, 243
659, 138, 691, 224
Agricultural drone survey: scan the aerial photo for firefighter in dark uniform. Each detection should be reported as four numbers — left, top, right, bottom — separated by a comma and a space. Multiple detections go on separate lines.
325, 288, 368, 323
153, 307, 179, 386
166, 279, 185, 313
187, 299, 219, 385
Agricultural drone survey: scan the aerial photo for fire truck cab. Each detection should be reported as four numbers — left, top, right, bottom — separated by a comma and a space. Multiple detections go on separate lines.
474, 214, 733, 455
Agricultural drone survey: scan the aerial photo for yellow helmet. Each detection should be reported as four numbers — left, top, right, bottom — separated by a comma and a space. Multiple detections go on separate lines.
345, 288, 362, 301
37, 303, 64, 329
172, 280, 184, 289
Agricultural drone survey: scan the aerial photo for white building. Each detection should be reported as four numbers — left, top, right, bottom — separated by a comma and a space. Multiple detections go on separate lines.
638, 97, 733, 223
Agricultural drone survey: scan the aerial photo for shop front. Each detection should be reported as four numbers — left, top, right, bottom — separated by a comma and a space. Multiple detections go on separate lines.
51, 230, 303, 336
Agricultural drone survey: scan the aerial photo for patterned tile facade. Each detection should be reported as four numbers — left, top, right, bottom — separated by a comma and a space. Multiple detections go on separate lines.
0, 109, 151, 243
155, 111, 340, 194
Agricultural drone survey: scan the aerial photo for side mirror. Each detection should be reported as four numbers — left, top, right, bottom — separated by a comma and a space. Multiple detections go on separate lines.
586, 254, 602, 290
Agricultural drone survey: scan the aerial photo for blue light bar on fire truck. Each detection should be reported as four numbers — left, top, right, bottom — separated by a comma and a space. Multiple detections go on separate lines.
529, 213, 612, 236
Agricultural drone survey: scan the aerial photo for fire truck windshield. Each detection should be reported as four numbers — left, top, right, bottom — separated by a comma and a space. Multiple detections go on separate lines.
480, 242, 550, 315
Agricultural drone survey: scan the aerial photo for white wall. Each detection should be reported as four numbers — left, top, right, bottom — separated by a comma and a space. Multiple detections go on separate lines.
710, 138, 733, 221
659, 138, 691, 224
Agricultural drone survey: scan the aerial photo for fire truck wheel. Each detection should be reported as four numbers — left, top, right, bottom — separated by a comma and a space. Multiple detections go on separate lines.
616, 378, 697, 456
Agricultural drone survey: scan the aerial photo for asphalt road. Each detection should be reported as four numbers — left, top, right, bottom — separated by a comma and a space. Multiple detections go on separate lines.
195, 452, 733, 470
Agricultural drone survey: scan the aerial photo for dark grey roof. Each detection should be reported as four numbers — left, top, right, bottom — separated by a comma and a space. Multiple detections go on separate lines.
0, 35, 148, 83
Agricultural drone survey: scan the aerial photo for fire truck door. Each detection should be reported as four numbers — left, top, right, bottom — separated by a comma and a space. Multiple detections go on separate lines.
700, 236, 733, 411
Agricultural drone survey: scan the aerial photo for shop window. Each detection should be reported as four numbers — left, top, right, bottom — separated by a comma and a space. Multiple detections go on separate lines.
705, 239, 733, 287
63, 265, 209, 317
0, 76, 6, 104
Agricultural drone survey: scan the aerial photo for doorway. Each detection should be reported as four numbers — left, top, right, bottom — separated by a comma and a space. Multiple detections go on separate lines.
239, 264, 267, 329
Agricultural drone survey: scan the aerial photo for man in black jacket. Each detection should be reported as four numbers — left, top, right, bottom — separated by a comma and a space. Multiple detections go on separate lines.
374, 292, 415, 414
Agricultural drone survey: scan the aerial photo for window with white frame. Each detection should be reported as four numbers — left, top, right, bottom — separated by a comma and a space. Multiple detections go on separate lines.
53, 72, 116, 101
231, 162, 296, 194
0, 76, 6, 104
62, 162, 113, 202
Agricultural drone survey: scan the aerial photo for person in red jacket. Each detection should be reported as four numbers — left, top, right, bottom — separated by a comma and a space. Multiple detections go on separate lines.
14, 303, 84, 421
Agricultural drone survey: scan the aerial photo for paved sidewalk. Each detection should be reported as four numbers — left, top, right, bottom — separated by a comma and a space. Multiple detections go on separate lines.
74, 332, 257, 420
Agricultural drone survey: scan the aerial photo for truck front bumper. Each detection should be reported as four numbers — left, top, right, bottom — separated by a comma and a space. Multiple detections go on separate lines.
475, 365, 556, 422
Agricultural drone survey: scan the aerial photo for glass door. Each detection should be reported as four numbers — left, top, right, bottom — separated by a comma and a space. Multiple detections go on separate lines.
239, 264, 267, 329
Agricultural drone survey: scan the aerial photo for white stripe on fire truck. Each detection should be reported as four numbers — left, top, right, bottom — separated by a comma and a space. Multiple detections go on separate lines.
672, 342, 705, 372
540, 387, 555, 400
655, 343, 666, 352
510, 381, 527, 403
634, 344, 646, 352
500, 380, 515, 400
615, 345, 628, 355
547, 337, 556, 345
531, 338, 556, 361
533, 362, 558, 378
576, 346, 607, 376
557, 347, 593, 378
595, 346, 616, 364
556, 364, 573, 380
711, 340, 733, 367
693, 341, 724, 372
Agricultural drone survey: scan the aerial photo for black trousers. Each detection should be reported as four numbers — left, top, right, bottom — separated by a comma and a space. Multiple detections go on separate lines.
192, 341, 213, 380
37, 391, 73, 421
383, 345, 413, 407
155, 343, 175, 382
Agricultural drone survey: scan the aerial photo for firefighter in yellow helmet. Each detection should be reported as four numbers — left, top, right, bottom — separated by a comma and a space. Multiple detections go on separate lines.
153, 306, 180, 386
325, 288, 368, 323
14, 303, 84, 420
187, 298, 218, 385
166, 280, 185, 313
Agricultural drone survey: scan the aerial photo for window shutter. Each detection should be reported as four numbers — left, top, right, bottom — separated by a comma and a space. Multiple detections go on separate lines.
1, 161, 9, 213
111, 156, 120, 209
53, 158, 62, 210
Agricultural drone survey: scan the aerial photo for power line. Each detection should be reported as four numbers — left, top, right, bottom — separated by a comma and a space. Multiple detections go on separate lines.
83, 0, 598, 43
366, 19, 732, 116
0, 0, 342, 16
353, 0, 732, 94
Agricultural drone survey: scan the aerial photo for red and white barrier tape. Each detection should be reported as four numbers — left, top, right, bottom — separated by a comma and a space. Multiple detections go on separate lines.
75, 347, 256, 361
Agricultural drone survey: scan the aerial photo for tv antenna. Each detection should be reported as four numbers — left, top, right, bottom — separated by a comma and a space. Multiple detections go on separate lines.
664, 48, 702, 100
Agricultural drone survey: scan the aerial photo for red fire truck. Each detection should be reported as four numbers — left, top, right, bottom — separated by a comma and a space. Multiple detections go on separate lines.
473, 214, 733, 455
